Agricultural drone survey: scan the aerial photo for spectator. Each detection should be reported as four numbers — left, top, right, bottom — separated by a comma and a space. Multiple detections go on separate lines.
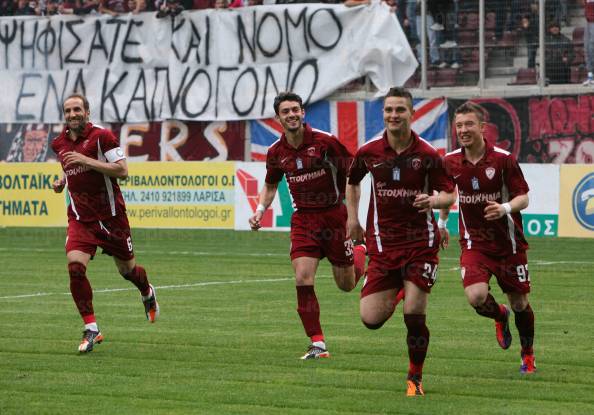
213, 0, 227, 8
155, 0, 185, 17
584, 0, 594, 86
416, 1, 446, 68
405, 0, 418, 45
518, 12, 538, 69
101, 0, 127, 15
69, 0, 100, 15
126, 0, 148, 12
0, 0, 14, 16
545, 21, 573, 84
14, 0, 37, 15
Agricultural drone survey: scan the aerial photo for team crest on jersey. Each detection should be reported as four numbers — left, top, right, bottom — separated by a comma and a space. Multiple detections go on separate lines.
411, 158, 422, 170
392, 167, 400, 181
471, 177, 480, 190
485, 167, 495, 180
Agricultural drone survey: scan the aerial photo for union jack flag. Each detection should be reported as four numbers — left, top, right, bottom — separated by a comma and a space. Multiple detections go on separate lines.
249, 98, 449, 161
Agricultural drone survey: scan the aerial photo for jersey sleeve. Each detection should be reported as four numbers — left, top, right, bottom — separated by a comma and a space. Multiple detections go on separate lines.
347, 149, 368, 185
264, 146, 284, 184
100, 130, 126, 163
325, 135, 353, 176
504, 155, 530, 197
429, 153, 455, 193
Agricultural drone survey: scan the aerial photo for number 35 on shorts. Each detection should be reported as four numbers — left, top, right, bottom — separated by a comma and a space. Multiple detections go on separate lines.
343, 240, 354, 257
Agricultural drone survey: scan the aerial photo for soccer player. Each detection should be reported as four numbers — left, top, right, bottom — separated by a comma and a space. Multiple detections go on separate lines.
51, 94, 159, 353
346, 87, 456, 396
439, 102, 536, 374
248, 92, 366, 360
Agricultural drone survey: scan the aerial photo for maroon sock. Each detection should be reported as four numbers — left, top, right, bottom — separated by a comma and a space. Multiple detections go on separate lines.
296, 285, 323, 341
514, 303, 535, 355
404, 314, 429, 379
353, 245, 366, 284
473, 293, 506, 321
123, 265, 150, 296
68, 262, 94, 322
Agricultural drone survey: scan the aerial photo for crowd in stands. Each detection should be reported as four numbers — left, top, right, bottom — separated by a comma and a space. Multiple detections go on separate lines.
0, 0, 591, 86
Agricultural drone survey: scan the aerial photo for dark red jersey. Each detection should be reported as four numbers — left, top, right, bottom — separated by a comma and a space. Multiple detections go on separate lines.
444, 142, 530, 256
348, 131, 454, 253
265, 124, 352, 211
51, 123, 127, 222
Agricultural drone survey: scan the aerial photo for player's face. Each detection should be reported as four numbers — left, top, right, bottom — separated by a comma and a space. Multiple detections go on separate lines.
455, 112, 483, 148
383, 96, 414, 135
63, 97, 90, 133
276, 100, 304, 134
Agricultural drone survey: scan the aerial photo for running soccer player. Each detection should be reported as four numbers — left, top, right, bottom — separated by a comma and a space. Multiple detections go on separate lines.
51, 94, 159, 353
249, 92, 366, 360
440, 101, 536, 374
346, 87, 456, 396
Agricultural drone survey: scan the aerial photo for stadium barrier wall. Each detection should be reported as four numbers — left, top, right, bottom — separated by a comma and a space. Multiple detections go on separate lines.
559, 165, 594, 237
2, 161, 589, 238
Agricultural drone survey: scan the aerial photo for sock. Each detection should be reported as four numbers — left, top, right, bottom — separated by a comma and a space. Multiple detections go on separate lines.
123, 265, 150, 296
296, 285, 323, 342
353, 244, 367, 284
68, 262, 95, 323
84, 322, 98, 332
514, 303, 535, 355
473, 294, 506, 321
404, 314, 430, 380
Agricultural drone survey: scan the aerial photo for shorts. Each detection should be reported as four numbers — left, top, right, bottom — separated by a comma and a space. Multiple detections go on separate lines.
290, 204, 353, 267
66, 214, 135, 261
361, 246, 439, 298
460, 249, 530, 294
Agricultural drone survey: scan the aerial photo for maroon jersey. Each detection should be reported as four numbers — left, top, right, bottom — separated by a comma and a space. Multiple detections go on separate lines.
265, 124, 352, 211
51, 123, 127, 222
348, 131, 454, 253
444, 141, 530, 256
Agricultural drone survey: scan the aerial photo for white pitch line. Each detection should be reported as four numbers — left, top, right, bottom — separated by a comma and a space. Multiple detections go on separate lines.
0, 247, 286, 257
0, 277, 293, 301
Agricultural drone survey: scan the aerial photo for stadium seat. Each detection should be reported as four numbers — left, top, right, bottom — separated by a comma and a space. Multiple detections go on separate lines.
570, 66, 587, 84
509, 68, 537, 85
572, 27, 584, 46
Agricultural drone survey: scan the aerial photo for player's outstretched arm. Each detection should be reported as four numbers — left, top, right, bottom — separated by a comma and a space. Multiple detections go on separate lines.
52, 175, 66, 193
484, 194, 529, 221
346, 183, 365, 242
413, 190, 456, 213
62, 151, 128, 179
249, 182, 278, 231
438, 208, 450, 250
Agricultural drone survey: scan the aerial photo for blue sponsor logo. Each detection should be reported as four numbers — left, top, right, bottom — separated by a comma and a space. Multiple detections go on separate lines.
572, 172, 594, 231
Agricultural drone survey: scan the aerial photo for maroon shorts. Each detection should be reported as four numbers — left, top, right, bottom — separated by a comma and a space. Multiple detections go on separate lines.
66, 214, 135, 261
361, 246, 439, 298
290, 204, 353, 267
460, 249, 530, 294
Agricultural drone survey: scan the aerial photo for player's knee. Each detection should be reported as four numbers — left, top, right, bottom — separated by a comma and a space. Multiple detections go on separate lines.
362, 319, 386, 330
336, 279, 355, 292
467, 293, 488, 308
68, 262, 86, 279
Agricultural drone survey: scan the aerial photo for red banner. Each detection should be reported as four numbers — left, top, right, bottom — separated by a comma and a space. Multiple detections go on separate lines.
0, 121, 245, 162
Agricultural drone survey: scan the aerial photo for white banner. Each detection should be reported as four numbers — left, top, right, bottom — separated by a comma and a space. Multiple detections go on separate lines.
0, 3, 417, 123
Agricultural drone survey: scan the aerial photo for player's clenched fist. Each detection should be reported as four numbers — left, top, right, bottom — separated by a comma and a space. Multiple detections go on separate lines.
249, 211, 263, 231
53, 177, 66, 193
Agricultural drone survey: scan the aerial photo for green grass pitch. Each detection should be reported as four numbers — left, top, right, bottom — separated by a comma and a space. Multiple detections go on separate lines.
1, 227, 593, 414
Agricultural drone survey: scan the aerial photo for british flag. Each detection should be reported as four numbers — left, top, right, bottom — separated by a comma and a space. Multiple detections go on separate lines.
249, 98, 449, 160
